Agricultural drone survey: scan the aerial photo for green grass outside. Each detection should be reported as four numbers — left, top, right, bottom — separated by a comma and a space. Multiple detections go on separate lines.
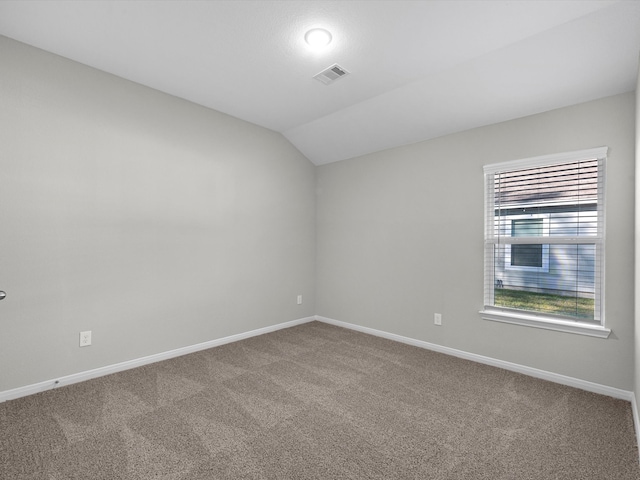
494, 289, 594, 320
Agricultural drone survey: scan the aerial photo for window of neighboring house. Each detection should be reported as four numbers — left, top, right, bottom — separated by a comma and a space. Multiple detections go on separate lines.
512, 218, 543, 267
480, 147, 609, 338
505, 215, 549, 272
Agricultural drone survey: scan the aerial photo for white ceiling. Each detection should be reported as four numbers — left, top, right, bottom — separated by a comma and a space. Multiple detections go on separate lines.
0, 1, 639, 165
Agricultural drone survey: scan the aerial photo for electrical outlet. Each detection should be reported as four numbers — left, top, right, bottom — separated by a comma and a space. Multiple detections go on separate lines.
434, 313, 442, 326
79, 330, 92, 347
297, 295, 303, 305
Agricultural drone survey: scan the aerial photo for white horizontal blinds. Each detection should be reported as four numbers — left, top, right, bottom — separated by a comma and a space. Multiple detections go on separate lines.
494, 159, 601, 243
483, 173, 497, 308
484, 148, 605, 323
496, 161, 598, 206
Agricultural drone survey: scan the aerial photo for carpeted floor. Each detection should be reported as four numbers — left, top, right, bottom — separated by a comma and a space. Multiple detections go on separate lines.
1, 321, 639, 479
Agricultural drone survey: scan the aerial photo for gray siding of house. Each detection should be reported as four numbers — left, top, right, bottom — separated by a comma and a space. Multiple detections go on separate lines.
495, 207, 597, 298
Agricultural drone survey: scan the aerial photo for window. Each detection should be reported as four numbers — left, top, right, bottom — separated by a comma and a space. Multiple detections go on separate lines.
480, 147, 609, 338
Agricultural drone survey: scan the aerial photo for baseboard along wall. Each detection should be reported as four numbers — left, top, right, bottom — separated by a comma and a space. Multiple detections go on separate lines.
316, 316, 634, 402
0, 316, 316, 403
0, 314, 636, 405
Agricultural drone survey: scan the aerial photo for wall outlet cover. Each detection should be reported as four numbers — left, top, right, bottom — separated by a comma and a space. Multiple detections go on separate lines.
79, 330, 92, 347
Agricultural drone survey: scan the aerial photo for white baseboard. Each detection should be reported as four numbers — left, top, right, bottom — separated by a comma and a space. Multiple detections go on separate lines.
0, 316, 315, 403
315, 315, 634, 402
1, 313, 634, 406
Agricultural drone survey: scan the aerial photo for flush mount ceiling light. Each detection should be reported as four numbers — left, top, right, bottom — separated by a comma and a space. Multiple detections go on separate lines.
304, 28, 332, 48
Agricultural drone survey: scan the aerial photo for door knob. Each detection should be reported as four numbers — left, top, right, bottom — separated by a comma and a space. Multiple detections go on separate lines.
0, 291, 6, 300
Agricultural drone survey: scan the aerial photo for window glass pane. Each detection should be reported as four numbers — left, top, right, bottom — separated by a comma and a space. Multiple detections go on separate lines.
510, 218, 544, 268
512, 218, 542, 237
493, 243, 596, 320
511, 244, 543, 267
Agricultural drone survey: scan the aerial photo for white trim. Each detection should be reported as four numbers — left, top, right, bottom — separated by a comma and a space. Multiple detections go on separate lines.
0, 316, 315, 403
480, 308, 610, 338
483, 146, 608, 174
315, 315, 627, 400
0, 313, 628, 405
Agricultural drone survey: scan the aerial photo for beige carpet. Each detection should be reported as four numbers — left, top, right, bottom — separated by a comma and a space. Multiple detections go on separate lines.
1, 321, 639, 479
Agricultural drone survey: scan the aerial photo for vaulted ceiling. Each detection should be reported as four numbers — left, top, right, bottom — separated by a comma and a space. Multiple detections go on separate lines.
1, 1, 638, 165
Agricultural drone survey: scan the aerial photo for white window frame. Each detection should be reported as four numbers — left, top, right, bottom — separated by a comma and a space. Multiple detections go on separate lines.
480, 147, 610, 338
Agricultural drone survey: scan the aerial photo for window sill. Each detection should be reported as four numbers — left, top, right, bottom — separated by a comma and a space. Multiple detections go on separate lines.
479, 308, 611, 338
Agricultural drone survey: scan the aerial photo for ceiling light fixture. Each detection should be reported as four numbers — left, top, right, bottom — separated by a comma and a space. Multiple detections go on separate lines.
304, 28, 332, 48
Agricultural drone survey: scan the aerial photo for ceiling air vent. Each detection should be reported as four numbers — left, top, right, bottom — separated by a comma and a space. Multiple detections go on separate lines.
313, 63, 350, 85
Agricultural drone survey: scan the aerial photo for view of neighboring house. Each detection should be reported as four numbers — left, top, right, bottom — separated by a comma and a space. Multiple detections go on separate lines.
490, 159, 601, 320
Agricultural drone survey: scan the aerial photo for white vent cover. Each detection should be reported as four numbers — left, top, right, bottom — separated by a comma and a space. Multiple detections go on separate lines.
313, 64, 350, 85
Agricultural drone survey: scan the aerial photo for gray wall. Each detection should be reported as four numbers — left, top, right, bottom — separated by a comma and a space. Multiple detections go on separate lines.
0, 36, 316, 392
317, 92, 635, 390
1, 34, 636, 396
